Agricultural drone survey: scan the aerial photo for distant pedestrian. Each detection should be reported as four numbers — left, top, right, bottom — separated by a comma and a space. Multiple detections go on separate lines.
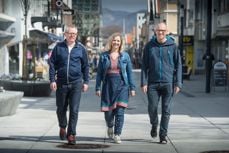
202, 52, 215, 71
95, 32, 136, 144
49, 25, 89, 145
141, 22, 182, 144
93, 55, 98, 71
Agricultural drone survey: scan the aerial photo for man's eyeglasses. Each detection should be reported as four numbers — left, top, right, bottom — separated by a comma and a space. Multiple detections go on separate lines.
156, 30, 167, 33
66, 32, 77, 36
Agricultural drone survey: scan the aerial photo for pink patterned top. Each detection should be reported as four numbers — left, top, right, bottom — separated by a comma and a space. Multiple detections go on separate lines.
107, 57, 120, 74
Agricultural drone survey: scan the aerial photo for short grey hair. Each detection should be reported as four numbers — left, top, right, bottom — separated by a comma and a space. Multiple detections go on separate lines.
64, 25, 78, 33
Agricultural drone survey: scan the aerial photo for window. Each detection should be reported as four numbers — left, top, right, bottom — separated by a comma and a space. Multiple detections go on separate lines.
8, 44, 19, 74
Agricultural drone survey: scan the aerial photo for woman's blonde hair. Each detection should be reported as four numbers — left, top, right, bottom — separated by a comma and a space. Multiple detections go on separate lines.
104, 32, 125, 53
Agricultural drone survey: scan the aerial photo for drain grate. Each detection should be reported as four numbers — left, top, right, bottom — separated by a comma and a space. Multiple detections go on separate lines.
201, 151, 229, 153
57, 143, 110, 149
0, 137, 15, 140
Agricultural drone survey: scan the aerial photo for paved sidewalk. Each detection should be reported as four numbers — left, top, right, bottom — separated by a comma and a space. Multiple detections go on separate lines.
0, 71, 229, 153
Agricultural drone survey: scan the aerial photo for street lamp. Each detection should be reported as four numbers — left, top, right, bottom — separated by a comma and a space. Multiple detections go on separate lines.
205, 0, 213, 93
20, 0, 31, 80
179, 4, 185, 65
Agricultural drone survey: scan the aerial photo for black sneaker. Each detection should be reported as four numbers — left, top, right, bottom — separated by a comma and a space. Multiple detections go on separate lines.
159, 136, 167, 144
150, 127, 157, 138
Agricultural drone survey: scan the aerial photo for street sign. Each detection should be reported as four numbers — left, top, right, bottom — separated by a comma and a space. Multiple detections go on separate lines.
63, 9, 74, 15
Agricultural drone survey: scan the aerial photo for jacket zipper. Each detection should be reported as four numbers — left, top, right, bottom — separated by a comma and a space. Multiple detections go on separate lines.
159, 47, 162, 80
67, 50, 70, 84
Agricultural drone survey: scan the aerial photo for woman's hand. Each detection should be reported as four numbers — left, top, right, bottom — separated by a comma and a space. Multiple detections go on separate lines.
130, 90, 136, 96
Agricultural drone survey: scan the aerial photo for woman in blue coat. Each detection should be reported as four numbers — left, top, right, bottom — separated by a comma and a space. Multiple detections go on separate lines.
95, 32, 136, 144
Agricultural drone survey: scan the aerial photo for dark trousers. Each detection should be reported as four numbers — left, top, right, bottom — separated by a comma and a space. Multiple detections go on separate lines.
147, 83, 173, 138
56, 81, 82, 136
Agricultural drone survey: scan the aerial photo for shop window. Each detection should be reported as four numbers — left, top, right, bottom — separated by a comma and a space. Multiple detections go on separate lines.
8, 44, 19, 74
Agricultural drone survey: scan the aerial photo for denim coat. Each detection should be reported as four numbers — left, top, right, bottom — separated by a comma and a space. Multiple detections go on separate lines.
95, 51, 136, 91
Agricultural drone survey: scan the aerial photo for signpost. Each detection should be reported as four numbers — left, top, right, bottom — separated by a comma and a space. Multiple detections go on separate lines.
63, 9, 74, 15
213, 61, 228, 91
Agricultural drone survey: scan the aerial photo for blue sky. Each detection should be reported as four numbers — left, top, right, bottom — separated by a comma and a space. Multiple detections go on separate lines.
102, 0, 148, 12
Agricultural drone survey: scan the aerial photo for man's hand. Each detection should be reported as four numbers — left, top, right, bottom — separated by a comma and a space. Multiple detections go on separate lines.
96, 90, 101, 97
50, 82, 57, 91
82, 84, 89, 92
141, 85, 148, 94
174, 86, 181, 94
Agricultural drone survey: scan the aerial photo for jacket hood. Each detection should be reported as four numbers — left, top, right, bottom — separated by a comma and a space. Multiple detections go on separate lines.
150, 35, 175, 46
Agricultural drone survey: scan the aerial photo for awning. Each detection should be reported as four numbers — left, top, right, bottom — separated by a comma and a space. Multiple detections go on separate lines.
47, 32, 63, 42
29, 29, 63, 43
0, 13, 16, 44
0, 30, 15, 45
0, 13, 16, 22
0, 30, 15, 38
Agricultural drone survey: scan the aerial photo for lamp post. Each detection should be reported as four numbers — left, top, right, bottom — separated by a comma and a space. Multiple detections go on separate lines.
205, 0, 213, 93
179, 4, 185, 66
179, 4, 185, 82
20, 0, 30, 80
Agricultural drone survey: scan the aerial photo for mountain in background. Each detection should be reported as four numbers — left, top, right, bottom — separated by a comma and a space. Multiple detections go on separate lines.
101, 8, 146, 37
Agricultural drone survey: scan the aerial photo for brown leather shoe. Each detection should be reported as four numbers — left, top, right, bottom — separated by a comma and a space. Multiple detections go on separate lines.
59, 128, 66, 140
67, 135, 76, 145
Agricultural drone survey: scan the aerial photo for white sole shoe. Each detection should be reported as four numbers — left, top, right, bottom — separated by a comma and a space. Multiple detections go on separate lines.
114, 135, 121, 144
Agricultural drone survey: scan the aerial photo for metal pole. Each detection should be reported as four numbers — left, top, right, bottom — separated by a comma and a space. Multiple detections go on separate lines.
22, 36, 27, 80
179, 4, 184, 82
205, 0, 212, 93
22, 0, 28, 80
180, 5, 184, 65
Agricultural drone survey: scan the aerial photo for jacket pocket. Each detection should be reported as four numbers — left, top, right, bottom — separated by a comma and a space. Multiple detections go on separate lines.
167, 50, 173, 66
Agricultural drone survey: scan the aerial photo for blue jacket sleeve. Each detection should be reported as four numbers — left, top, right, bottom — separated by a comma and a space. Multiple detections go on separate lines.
95, 54, 103, 91
49, 46, 57, 83
81, 49, 89, 84
126, 53, 136, 91
141, 43, 149, 87
174, 46, 182, 88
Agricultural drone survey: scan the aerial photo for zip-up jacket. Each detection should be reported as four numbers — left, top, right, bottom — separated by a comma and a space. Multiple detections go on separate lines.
49, 40, 89, 85
141, 36, 182, 88
95, 51, 136, 91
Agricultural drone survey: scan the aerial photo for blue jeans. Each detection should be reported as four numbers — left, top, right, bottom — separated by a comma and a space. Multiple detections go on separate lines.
104, 107, 125, 135
147, 83, 173, 138
56, 81, 82, 136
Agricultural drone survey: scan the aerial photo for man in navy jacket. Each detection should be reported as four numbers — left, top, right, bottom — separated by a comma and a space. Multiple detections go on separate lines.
49, 25, 89, 145
141, 22, 182, 144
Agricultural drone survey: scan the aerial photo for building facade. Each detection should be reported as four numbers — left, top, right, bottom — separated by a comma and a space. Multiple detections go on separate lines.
72, 0, 101, 47
0, 0, 71, 78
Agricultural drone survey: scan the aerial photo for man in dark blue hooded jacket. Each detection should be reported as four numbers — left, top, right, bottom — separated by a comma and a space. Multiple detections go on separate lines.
141, 22, 182, 144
